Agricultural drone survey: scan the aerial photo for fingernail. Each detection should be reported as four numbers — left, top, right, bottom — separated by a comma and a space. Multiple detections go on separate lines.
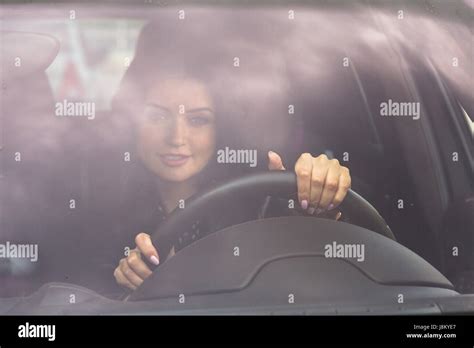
268, 150, 275, 156
150, 255, 160, 265
316, 208, 323, 214
328, 204, 335, 211
308, 207, 315, 214
301, 200, 308, 210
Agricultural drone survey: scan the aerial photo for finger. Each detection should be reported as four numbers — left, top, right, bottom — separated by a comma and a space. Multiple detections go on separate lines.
135, 232, 160, 265
313, 209, 340, 220
317, 159, 341, 211
127, 249, 153, 280
309, 156, 329, 210
268, 150, 285, 170
330, 167, 351, 210
114, 266, 137, 290
119, 258, 144, 288
294, 153, 313, 210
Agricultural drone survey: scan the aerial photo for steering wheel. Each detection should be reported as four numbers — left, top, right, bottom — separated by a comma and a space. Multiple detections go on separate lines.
151, 171, 395, 261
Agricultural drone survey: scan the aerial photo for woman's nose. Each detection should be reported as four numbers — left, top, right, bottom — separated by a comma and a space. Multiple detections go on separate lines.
166, 116, 187, 147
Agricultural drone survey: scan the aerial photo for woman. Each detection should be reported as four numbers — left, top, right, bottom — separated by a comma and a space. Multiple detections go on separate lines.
111, 22, 352, 291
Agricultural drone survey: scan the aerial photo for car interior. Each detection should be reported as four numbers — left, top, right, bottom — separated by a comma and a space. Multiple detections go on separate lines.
0, 2, 473, 314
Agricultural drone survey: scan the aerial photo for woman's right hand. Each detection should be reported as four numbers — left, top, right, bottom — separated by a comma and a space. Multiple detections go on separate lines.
114, 232, 160, 291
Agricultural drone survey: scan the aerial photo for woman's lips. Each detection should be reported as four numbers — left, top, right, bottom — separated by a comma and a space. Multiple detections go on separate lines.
159, 154, 191, 167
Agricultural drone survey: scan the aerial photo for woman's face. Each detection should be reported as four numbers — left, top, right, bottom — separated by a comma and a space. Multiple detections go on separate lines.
136, 78, 216, 182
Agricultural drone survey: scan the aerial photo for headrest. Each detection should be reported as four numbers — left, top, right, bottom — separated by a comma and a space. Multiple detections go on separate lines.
1, 31, 60, 82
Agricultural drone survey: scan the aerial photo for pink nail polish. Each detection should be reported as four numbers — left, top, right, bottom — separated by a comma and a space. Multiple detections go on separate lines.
301, 200, 308, 210
150, 255, 160, 265
328, 204, 335, 211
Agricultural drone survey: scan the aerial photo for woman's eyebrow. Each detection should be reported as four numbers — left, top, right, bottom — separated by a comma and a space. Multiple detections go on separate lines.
186, 107, 214, 114
146, 103, 170, 112
146, 103, 213, 114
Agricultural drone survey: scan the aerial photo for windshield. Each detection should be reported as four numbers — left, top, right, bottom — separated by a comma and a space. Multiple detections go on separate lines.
1, 1, 473, 315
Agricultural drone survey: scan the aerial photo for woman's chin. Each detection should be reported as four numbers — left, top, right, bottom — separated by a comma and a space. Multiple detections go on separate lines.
154, 167, 197, 183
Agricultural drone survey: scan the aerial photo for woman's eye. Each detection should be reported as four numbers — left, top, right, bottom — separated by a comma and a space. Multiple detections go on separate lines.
189, 116, 210, 126
147, 112, 168, 123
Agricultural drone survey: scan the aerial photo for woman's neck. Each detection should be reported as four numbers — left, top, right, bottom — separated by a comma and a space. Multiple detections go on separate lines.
157, 178, 198, 214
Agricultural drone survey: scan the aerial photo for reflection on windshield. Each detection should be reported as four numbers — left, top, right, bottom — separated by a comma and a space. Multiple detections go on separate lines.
0, 3, 473, 312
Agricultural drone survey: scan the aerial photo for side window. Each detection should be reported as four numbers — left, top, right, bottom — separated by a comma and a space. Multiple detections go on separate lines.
2, 19, 145, 111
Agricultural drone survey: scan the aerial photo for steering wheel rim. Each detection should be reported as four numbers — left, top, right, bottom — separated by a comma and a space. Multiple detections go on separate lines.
151, 171, 395, 260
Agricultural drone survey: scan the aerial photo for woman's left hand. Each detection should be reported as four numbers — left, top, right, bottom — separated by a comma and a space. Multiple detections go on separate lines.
267, 151, 351, 220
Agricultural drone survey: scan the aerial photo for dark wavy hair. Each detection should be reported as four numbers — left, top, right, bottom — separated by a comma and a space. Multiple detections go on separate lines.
112, 19, 255, 189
